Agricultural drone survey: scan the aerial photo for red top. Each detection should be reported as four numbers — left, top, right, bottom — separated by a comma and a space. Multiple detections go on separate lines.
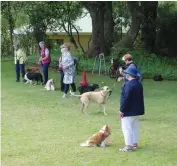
40, 47, 51, 64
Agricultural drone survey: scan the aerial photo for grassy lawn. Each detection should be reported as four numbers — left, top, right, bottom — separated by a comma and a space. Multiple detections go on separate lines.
1, 61, 177, 166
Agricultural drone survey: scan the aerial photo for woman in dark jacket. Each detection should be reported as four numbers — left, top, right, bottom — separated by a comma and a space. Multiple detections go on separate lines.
118, 65, 145, 152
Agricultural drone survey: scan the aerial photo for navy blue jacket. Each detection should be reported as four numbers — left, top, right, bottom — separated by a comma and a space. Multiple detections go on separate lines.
120, 79, 145, 117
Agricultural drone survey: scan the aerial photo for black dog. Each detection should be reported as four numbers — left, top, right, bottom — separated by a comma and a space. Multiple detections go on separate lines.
153, 74, 163, 81
78, 83, 99, 94
24, 72, 43, 84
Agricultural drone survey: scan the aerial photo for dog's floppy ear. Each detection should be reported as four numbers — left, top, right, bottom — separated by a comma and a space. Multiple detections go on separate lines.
105, 125, 111, 134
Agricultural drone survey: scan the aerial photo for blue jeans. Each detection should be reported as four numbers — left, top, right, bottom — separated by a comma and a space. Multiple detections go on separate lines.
60, 71, 65, 91
15, 63, 25, 81
42, 63, 49, 84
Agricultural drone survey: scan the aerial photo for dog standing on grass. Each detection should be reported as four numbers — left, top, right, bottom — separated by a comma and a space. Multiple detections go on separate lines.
24, 72, 43, 85
70, 86, 112, 115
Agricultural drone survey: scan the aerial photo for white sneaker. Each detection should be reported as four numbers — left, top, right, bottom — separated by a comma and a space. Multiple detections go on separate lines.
62, 93, 66, 98
70, 92, 75, 96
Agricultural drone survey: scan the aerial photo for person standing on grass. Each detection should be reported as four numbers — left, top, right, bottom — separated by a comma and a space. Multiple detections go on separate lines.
38, 41, 51, 85
117, 54, 141, 83
58, 55, 65, 92
60, 43, 76, 98
119, 65, 145, 152
14, 44, 27, 82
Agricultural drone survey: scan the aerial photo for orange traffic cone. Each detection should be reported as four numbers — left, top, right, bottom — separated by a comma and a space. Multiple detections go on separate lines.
80, 70, 88, 86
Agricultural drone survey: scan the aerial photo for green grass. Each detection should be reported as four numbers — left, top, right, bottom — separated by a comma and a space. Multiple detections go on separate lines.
1, 61, 177, 166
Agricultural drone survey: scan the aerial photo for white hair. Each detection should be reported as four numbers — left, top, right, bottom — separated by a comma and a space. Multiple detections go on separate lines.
39, 41, 45, 45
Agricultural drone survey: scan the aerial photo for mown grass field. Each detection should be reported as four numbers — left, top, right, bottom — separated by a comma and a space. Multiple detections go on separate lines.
1, 61, 177, 166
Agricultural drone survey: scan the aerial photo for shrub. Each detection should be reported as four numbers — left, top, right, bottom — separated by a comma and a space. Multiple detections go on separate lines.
110, 44, 177, 80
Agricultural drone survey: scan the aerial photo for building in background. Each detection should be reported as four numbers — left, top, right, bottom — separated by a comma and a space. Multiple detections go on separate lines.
13, 12, 92, 53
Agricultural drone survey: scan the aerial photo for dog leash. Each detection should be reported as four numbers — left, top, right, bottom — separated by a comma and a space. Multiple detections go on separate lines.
100, 81, 117, 90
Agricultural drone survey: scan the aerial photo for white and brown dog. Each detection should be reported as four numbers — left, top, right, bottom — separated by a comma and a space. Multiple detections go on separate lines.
70, 86, 112, 115
45, 79, 55, 91
80, 125, 111, 147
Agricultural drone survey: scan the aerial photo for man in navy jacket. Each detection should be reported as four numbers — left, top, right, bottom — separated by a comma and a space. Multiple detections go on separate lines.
119, 65, 145, 152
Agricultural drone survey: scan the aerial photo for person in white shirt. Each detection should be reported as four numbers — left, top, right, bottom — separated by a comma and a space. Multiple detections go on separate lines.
14, 44, 27, 82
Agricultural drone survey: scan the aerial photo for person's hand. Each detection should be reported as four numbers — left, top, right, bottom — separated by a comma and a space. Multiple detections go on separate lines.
119, 67, 123, 74
117, 77, 123, 82
119, 111, 124, 119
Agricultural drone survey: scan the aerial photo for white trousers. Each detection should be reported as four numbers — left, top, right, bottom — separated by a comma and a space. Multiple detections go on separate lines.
121, 116, 139, 146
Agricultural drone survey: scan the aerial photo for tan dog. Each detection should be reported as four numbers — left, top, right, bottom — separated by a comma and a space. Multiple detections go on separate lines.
25, 67, 40, 73
70, 86, 112, 115
80, 125, 111, 147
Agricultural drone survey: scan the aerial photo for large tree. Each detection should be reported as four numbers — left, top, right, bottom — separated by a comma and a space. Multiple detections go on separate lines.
1, 1, 16, 54
117, 1, 144, 48
82, 1, 114, 57
141, 1, 158, 52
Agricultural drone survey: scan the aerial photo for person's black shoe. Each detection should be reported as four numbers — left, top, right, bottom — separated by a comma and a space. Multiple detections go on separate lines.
16, 80, 20, 82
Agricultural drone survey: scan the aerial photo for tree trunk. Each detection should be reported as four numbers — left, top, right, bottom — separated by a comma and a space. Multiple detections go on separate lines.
72, 24, 85, 54
84, 3, 104, 56
83, 2, 112, 57
33, 23, 47, 55
7, 2, 15, 55
117, 2, 144, 48
61, 22, 78, 49
69, 36, 78, 49
99, 4, 105, 54
141, 1, 158, 52
104, 2, 114, 54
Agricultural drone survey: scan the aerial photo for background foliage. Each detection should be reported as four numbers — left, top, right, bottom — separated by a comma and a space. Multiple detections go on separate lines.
1, 1, 177, 80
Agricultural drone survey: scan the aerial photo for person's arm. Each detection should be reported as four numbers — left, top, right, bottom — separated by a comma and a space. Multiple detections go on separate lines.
117, 67, 126, 82
119, 83, 132, 118
58, 56, 63, 70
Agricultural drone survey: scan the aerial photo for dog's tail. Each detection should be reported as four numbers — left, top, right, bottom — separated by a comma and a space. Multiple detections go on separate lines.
80, 142, 90, 147
70, 90, 81, 97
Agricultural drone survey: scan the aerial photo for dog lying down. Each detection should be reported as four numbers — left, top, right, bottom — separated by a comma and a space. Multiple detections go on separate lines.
70, 86, 112, 115
45, 79, 55, 91
80, 125, 112, 147
24, 72, 43, 85
78, 83, 99, 94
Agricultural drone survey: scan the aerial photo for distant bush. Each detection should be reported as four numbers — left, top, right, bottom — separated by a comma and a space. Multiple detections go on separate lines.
2, 46, 177, 80
110, 44, 177, 80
